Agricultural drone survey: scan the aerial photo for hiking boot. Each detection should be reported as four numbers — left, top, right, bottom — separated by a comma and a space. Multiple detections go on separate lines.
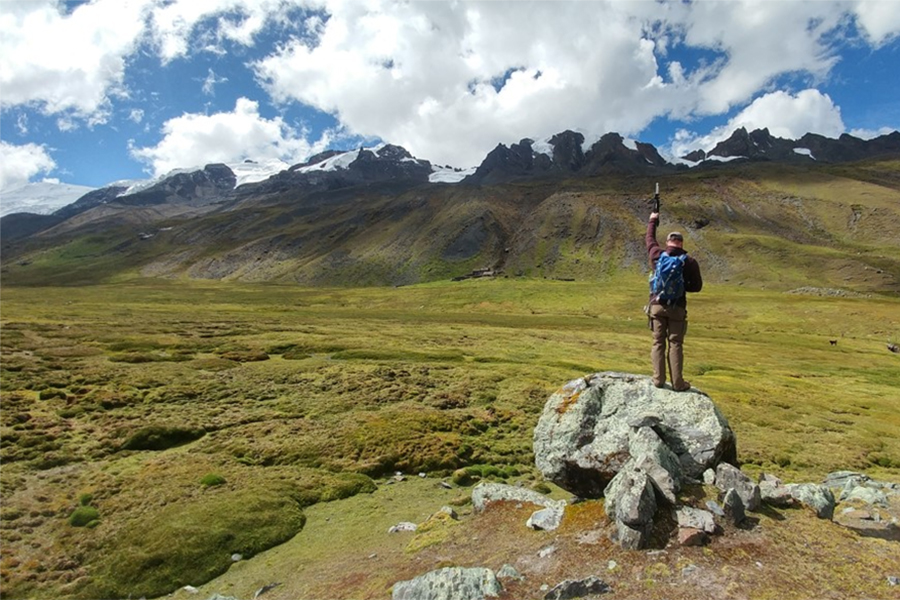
673, 381, 691, 392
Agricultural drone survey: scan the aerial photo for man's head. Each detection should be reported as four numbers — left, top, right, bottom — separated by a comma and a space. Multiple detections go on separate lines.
666, 231, 684, 249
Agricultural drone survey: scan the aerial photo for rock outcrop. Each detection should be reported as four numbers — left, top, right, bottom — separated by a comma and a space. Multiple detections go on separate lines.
533, 372, 737, 498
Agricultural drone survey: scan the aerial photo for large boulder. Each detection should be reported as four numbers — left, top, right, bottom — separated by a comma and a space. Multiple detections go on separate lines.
533, 372, 736, 498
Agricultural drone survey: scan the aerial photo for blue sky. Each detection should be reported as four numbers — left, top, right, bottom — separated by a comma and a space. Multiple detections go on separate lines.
1, 0, 899, 192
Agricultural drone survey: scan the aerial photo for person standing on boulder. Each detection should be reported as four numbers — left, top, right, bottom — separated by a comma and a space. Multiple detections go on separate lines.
646, 212, 702, 391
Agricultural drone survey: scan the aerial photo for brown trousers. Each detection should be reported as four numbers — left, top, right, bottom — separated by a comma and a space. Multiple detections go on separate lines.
649, 303, 688, 389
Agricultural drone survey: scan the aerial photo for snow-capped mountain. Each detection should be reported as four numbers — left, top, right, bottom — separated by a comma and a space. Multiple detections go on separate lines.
0, 181, 95, 217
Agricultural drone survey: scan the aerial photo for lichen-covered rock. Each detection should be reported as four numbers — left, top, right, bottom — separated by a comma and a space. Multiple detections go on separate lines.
676, 507, 716, 533
472, 482, 555, 512
604, 466, 656, 549
715, 463, 761, 511
787, 483, 835, 520
392, 567, 502, 600
543, 576, 611, 600
533, 372, 736, 498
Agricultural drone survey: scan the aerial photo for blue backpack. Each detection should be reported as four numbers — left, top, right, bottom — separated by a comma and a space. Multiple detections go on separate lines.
650, 252, 687, 305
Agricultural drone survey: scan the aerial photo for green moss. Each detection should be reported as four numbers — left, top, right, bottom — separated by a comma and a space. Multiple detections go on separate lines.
84, 488, 306, 599
200, 473, 226, 487
69, 506, 100, 527
121, 426, 206, 451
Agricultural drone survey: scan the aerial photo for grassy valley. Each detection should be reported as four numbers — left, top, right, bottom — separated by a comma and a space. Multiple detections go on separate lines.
1, 276, 899, 598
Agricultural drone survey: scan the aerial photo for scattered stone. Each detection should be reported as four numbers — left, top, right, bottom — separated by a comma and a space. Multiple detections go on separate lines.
206, 595, 238, 600
887, 576, 899, 586
682, 564, 699, 577
759, 479, 795, 507
677, 527, 709, 546
393, 473, 407, 483
822, 471, 869, 489
538, 545, 557, 558
614, 521, 649, 550
230, 553, 242, 562
252, 583, 281, 599
840, 508, 873, 520
182, 586, 199, 594
676, 507, 717, 533
607, 560, 617, 571
703, 469, 716, 485
543, 576, 611, 600
787, 483, 835, 520
715, 463, 761, 511
439, 481, 453, 490
391, 567, 502, 600
496, 564, 524, 582
534, 372, 736, 498
438, 506, 459, 520
388, 522, 418, 533
705, 500, 725, 517
472, 482, 561, 513
419, 472, 427, 478
723, 488, 746, 525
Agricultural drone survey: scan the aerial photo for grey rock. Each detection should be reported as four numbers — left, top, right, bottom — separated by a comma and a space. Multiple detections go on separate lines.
676, 507, 716, 533
715, 463, 761, 511
543, 576, 611, 600
533, 372, 736, 499
604, 468, 656, 527
787, 483, 835, 519
759, 472, 783, 485
723, 488, 746, 524
392, 567, 502, 600
538, 545, 557, 558
840, 483, 889, 507
496, 564, 524, 581
703, 468, 716, 485
527, 504, 566, 531
206, 596, 238, 600
439, 481, 453, 490
887, 575, 899, 586
230, 553, 242, 562
632, 454, 678, 505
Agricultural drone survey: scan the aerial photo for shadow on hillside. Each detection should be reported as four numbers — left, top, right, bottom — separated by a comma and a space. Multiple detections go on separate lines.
844, 523, 900, 543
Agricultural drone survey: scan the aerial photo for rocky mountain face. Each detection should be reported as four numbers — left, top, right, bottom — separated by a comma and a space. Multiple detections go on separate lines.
683, 127, 900, 164
2, 128, 899, 290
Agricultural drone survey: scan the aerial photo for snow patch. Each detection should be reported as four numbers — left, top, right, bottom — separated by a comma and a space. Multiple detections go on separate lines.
430, 166, 476, 183
296, 149, 362, 174
532, 137, 554, 158
623, 138, 638, 151
793, 148, 816, 160
230, 158, 289, 187
705, 155, 747, 163
0, 181, 95, 217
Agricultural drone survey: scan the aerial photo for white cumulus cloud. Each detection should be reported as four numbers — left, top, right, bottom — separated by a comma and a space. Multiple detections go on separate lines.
0, 141, 57, 192
0, 0, 151, 121
129, 97, 331, 177
250, 0, 899, 167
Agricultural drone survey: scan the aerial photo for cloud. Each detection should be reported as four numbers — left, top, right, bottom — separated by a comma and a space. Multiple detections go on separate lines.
250, 0, 899, 167
0, 0, 150, 121
201, 69, 229, 96
146, 0, 311, 63
0, 141, 57, 191
667, 89, 846, 159
129, 97, 331, 177
852, 0, 900, 46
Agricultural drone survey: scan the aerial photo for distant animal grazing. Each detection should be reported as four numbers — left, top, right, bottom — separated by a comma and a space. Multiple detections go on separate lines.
829, 340, 837, 346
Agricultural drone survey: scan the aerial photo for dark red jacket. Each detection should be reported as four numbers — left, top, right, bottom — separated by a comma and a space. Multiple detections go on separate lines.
646, 218, 702, 306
